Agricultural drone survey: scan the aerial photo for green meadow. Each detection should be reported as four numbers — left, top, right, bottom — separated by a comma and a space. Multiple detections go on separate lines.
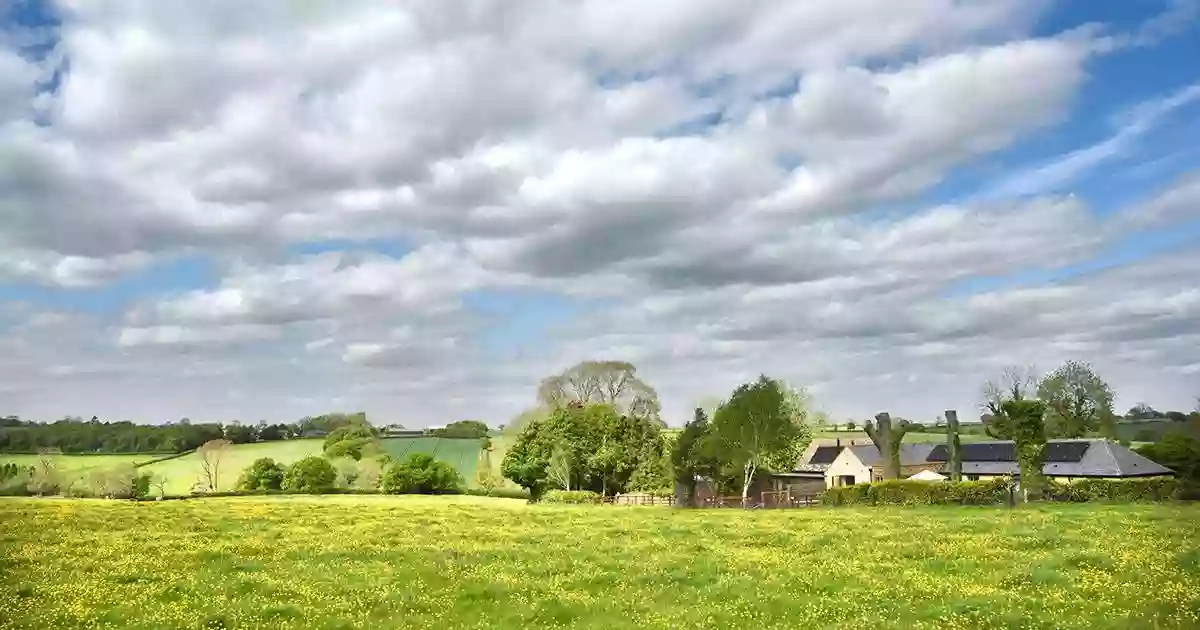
1, 496, 1196, 629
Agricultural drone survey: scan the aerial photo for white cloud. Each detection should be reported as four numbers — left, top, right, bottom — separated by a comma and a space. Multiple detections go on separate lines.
0, 1, 1197, 424
987, 81, 1200, 198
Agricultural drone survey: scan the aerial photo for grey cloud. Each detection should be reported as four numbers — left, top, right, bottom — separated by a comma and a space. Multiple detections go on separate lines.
1, 1, 1197, 426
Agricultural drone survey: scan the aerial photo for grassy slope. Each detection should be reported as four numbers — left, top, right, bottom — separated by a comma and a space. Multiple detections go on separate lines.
6, 437, 487, 494
138, 440, 325, 495
1, 498, 1197, 629
0, 453, 158, 472
379, 437, 482, 483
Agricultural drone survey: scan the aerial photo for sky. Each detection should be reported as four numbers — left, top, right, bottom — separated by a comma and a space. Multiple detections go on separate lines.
1, 0, 1198, 427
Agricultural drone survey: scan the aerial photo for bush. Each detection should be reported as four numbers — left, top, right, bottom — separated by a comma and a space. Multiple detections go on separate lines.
430, 420, 490, 439
132, 473, 152, 499
821, 479, 1011, 506
949, 478, 1011, 505
465, 487, 531, 500
236, 458, 286, 491
541, 490, 601, 504
381, 454, 463, 494
820, 476, 1190, 507
282, 457, 337, 493
1046, 477, 1178, 502
322, 425, 379, 461
0, 471, 32, 496
819, 484, 871, 506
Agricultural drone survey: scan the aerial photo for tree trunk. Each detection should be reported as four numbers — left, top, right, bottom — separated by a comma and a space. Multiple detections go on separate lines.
742, 462, 755, 507
945, 409, 962, 482
866, 412, 902, 480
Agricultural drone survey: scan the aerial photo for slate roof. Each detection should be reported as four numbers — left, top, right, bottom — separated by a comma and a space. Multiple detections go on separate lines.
930, 439, 1172, 478
927, 441, 1090, 463
793, 439, 875, 472
846, 443, 936, 467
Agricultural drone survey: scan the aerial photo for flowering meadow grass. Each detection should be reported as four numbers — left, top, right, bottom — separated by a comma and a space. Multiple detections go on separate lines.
1, 496, 1197, 629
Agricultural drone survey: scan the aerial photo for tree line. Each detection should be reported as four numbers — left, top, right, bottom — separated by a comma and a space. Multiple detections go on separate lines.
0, 412, 417, 454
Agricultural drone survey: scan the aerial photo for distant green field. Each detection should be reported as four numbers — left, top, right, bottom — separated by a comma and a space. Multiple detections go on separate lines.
133, 437, 484, 495
813, 431, 991, 443
0, 453, 157, 472
379, 436, 483, 483
139, 440, 325, 495
4, 436, 487, 495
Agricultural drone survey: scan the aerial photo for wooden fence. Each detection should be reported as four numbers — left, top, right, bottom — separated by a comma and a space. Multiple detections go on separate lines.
602, 490, 822, 509
606, 494, 676, 506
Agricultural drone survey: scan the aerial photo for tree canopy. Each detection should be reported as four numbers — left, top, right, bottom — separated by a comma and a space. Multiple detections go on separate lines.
536, 361, 661, 422
501, 403, 667, 499
429, 420, 490, 439
1038, 360, 1115, 439
322, 425, 381, 461
709, 376, 811, 502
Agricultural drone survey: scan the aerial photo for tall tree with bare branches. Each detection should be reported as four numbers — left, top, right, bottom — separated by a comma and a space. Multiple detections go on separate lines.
981, 365, 1040, 439
198, 439, 232, 493
536, 361, 661, 422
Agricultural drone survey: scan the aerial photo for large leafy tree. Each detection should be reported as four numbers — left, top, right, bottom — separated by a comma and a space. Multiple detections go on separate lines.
1038, 360, 1115, 439
536, 361, 661, 422
672, 408, 721, 504
710, 376, 811, 504
500, 403, 664, 499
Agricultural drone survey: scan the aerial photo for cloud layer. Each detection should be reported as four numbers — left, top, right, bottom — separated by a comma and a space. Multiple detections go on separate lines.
2, 1, 1198, 425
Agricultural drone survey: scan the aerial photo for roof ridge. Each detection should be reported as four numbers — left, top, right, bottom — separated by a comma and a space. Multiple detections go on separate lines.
1100, 440, 1122, 475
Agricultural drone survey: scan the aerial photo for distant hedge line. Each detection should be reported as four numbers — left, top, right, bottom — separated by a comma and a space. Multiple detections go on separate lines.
126, 487, 533, 502
820, 477, 1186, 507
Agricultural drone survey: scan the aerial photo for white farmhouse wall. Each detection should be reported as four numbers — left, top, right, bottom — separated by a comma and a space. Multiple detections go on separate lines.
824, 449, 872, 488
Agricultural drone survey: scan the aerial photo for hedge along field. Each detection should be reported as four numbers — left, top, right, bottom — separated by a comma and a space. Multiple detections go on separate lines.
2, 497, 1197, 629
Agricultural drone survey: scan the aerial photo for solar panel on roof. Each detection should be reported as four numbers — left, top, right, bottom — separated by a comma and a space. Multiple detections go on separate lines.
925, 441, 1091, 463
1046, 441, 1090, 463
808, 446, 842, 465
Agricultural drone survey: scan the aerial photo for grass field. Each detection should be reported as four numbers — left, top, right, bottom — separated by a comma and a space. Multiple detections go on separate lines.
0, 453, 159, 472
1, 497, 1196, 629
379, 437, 483, 483
126, 437, 485, 495
812, 430, 992, 443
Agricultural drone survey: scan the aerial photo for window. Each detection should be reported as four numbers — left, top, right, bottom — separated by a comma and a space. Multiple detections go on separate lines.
966, 475, 979, 481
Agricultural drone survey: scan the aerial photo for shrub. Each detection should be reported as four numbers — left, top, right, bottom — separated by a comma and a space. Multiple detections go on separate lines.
0, 469, 32, 496
430, 420, 490, 439
819, 484, 870, 506
949, 478, 1011, 505
542, 490, 601, 504
236, 458, 286, 491
132, 473, 152, 499
821, 478, 1011, 506
1046, 477, 1178, 502
465, 487, 531, 500
322, 425, 379, 461
381, 453, 463, 494
282, 457, 337, 493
